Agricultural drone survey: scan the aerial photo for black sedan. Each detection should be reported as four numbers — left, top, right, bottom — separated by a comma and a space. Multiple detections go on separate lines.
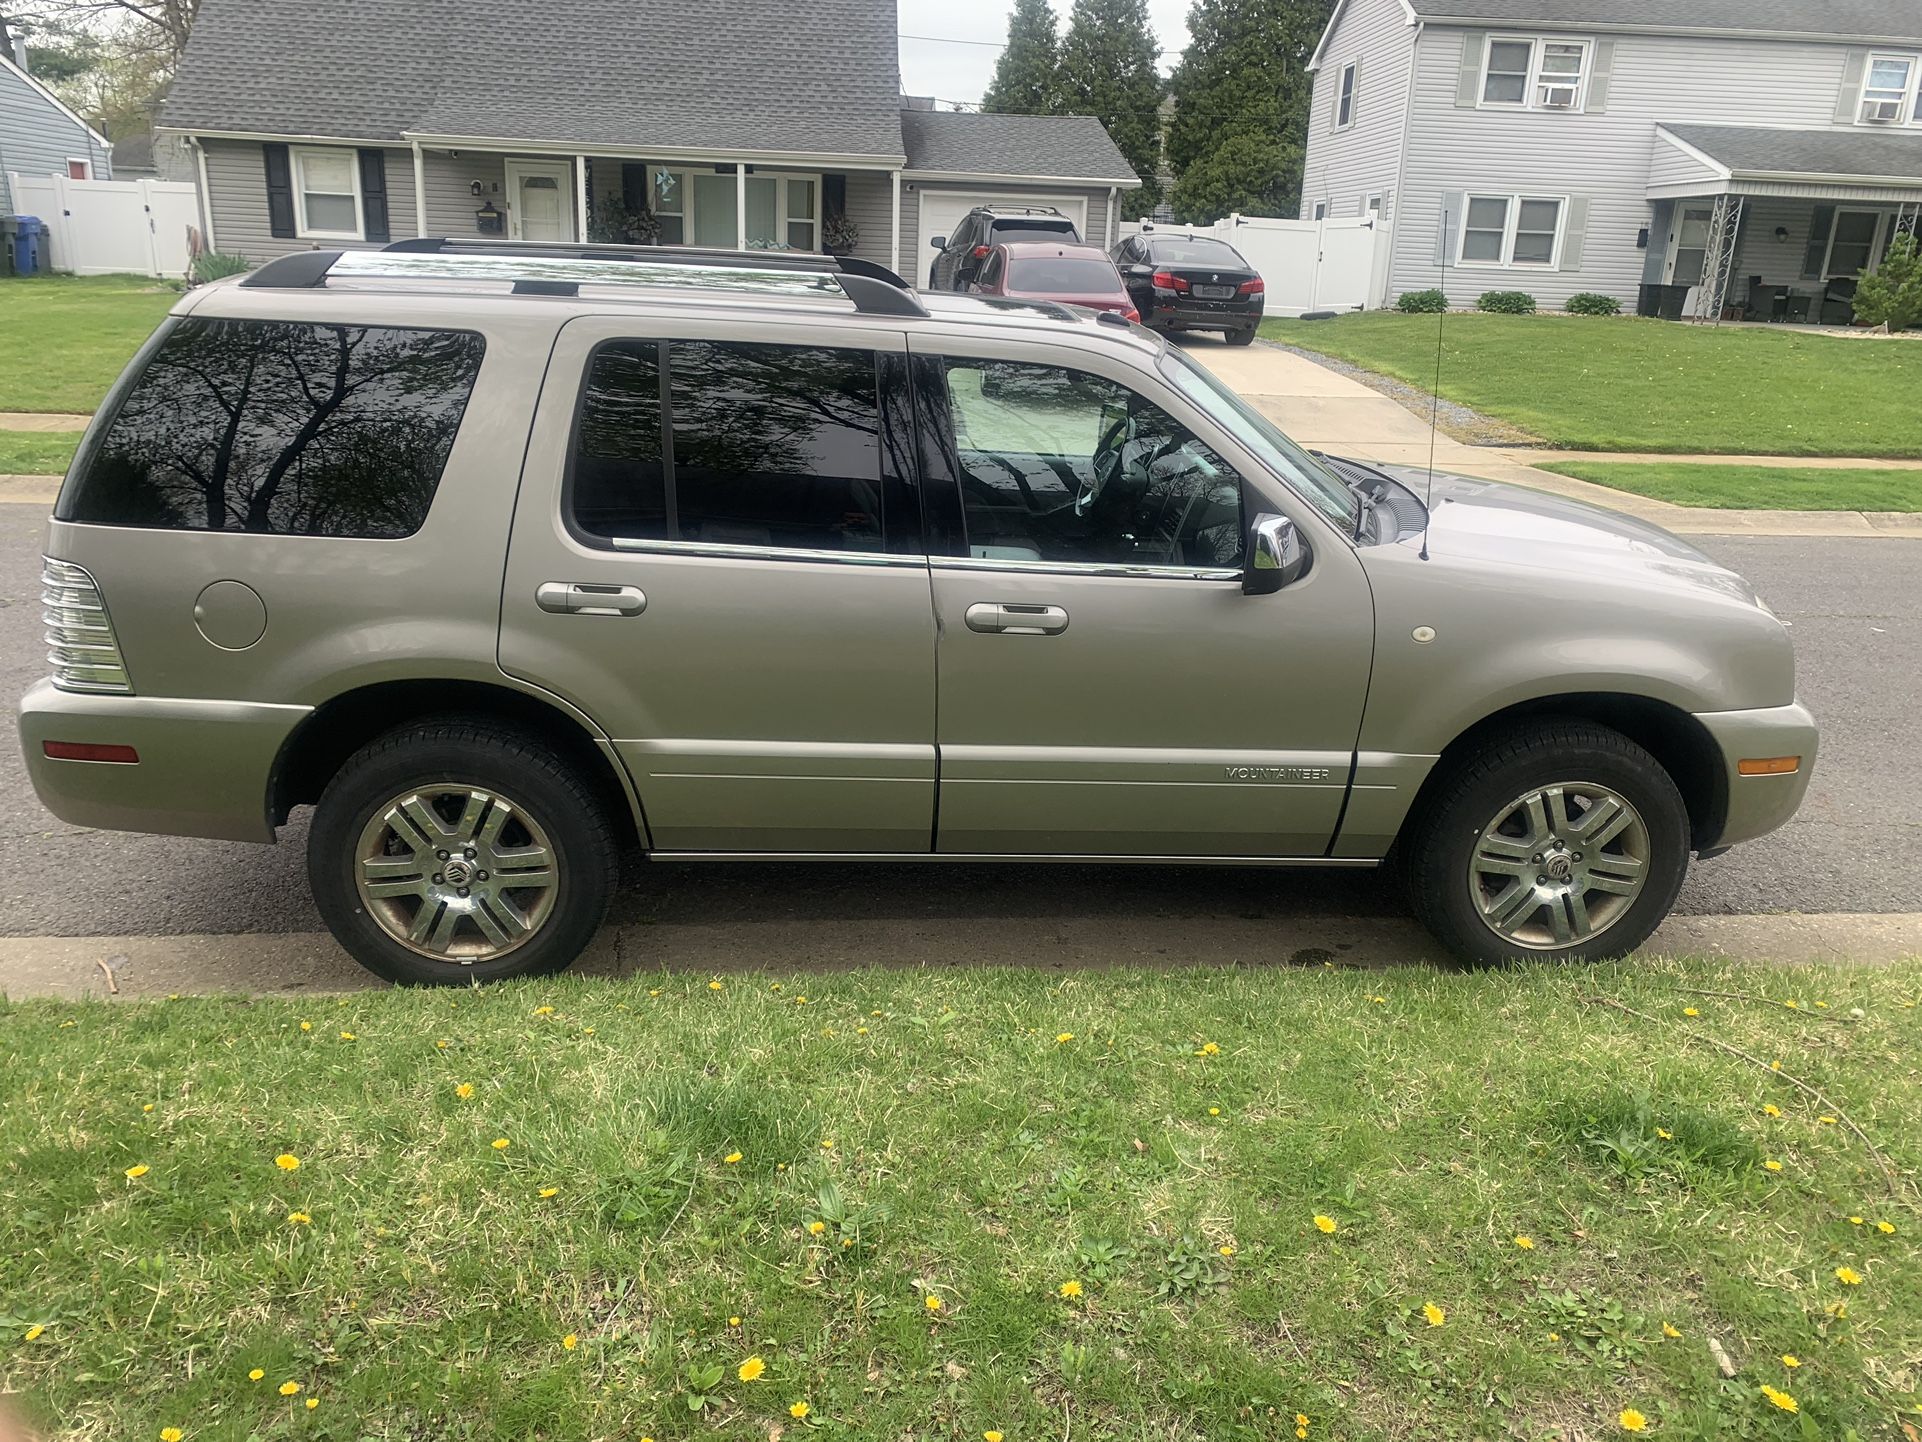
1110, 231, 1265, 345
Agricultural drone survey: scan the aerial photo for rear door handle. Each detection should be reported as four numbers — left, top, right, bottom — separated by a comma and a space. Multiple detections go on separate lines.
964, 602, 1069, 635
536, 582, 646, 616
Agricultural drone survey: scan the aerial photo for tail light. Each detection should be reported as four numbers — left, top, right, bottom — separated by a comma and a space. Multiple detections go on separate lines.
1238, 277, 1266, 296
972, 245, 991, 259
43, 557, 132, 694
1121, 306, 1141, 322
1151, 270, 1189, 293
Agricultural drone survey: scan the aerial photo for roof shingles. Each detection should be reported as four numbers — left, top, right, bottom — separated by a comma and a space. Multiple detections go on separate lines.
1662, 123, 1922, 181
901, 110, 1137, 182
1407, 0, 1922, 44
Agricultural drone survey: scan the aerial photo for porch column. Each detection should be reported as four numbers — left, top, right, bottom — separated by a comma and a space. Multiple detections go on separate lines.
890, 168, 902, 274
189, 136, 218, 254
737, 162, 747, 251
576, 156, 589, 243
410, 141, 428, 239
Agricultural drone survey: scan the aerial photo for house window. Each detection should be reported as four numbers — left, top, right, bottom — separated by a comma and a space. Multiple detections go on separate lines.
1337, 62, 1357, 128
1826, 210, 1882, 276
1312, 200, 1329, 221
1365, 193, 1384, 217
650, 167, 819, 251
652, 169, 687, 245
291, 147, 362, 240
66, 158, 93, 180
782, 177, 817, 251
1860, 55, 1915, 123
1482, 36, 1589, 110
1460, 194, 1563, 266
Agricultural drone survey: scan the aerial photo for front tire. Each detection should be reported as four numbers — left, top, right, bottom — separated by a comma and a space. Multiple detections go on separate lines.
308, 720, 618, 985
1403, 721, 1689, 967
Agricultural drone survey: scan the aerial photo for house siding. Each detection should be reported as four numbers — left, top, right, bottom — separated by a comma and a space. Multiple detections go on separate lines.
0, 60, 112, 214
201, 137, 418, 260
1299, 0, 1415, 222
898, 178, 1113, 272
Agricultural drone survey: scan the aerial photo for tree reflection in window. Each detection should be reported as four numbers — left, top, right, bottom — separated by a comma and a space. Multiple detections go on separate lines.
68, 319, 484, 536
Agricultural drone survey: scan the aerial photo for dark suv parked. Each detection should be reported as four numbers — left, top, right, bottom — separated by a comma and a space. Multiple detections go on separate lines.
927, 206, 1080, 290
1112, 230, 1265, 344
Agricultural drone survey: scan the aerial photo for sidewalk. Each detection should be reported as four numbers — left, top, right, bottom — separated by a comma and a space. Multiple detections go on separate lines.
1192, 344, 1922, 539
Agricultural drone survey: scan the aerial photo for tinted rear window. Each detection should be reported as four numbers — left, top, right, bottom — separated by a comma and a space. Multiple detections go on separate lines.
1150, 238, 1244, 265
59, 318, 484, 536
990, 218, 1078, 241
1009, 256, 1122, 292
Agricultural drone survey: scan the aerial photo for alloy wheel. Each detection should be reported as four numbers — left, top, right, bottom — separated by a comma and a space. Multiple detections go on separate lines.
1467, 781, 1650, 950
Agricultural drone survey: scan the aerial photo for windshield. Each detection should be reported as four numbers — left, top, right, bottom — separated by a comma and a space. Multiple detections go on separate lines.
1157, 347, 1359, 532
1009, 257, 1122, 292
1149, 238, 1243, 265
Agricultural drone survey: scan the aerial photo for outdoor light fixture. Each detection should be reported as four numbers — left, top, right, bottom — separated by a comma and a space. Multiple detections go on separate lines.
1775, 225, 1790, 241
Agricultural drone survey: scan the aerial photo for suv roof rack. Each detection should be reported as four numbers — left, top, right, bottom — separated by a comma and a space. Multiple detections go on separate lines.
240, 239, 929, 318
974, 205, 1068, 218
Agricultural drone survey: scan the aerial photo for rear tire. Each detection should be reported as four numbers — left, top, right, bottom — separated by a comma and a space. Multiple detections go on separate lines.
308, 719, 617, 986
1227, 326, 1257, 346
1403, 720, 1689, 967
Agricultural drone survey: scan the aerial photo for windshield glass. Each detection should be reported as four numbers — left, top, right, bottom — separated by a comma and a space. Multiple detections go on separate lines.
1150, 237, 1243, 264
1009, 257, 1122, 292
1157, 347, 1359, 531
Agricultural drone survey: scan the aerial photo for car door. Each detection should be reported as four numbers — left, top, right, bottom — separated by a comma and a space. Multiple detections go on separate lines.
911, 338, 1375, 857
499, 314, 936, 853
932, 217, 972, 290
1113, 238, 1152, 314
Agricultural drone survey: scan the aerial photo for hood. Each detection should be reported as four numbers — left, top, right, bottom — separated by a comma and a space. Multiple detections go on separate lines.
1378, 466, 1762, 608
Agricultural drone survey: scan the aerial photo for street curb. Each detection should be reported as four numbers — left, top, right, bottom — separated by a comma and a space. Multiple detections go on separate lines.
3, 912, 1917, 1000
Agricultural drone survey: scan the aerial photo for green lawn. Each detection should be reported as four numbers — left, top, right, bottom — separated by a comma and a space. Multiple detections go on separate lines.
0, 274, 177, 414
1260, 313, 1922, 457
4, 961, 1916, 1440
0, 428, 80, 475
1540, 461, 1922, 511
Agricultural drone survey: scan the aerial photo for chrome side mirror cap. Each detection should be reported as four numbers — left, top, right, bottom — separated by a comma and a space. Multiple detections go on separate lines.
1243, 512, 1310, 595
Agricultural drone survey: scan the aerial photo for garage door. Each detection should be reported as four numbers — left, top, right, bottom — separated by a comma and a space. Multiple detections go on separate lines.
918, 190, 1091, 254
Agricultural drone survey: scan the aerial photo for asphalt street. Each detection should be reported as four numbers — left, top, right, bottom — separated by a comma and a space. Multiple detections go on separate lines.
1, 505, 1916, 940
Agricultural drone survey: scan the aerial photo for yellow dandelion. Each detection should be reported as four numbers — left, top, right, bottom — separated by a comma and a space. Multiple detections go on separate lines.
274, 1154, 300, 1172
1058, 1280, 1083, 1298
1849, 1215, 1864, 1225
1827, 1300, 1848, 1318
648, 988, 661, 997
299, 1020, 312, 1031
821, 1138, 835, 1149
840, 1237, 853, 1248
1814, 1000, 1828, 1008
538, 1187, 559, 1199
1761, 1385, 1797, 1413
1780, 1354, 1799, 1368
1369, 995, 1386, 1004
533, 1005, 555, 1016
124, 1163, 150, 1179
1818, 1116, 1837, 1125
808, 1220, 826, 1235
1784, 1000, 1799, 1010
1876, 1220, 1895, 1234
1662, 1322, 1681, 1339
728, 1316, 742, 1327
724, 1151, 743, 1165
287, 1212, 312, 1225
1050, 1032, 1073, 1044
1297, 1431, 1308, 1440
454, 1082, 475, 1099
279, 1381, 300, 1396
1771, 1060, 1781, 1070
1656, 1127, 1673, 1140
738, 1355, 766, 1381
985, 1433, 1005, 1442
1618, 1408, 1647, 1432
1208, 1107, 1221, 1116
1548, 1332, 1561, 1342
143, 1103, 155, 1113
1196, 1041, 1220, 1056
1762, 1104, 1782, 1117
436, 1038, 449, 1049
925, 1294, 944, 1311
160, 1429, 183, 1442
1314, 1215, 1338, 1234
338, 1031, 356, 1041
248, 1369, 264, 1381
1296, 1416, 1309, 1429
491, 1138, 511, 1150
1683, 1007, 1699, 1017
1763, 1159, 1783, 1172
857, 1027, 869, 1035
1513, 1235, 1534, 1250
1218, 1244, 1236, 1257
24, 1325, 45, 1342
1422, 1302, 1446, 1327
1835, 1266, 1862, 1285
789, 1401, 811, 1419
562, 1333, 578, 1350
304, 1398, 318, 1411
708, 980, 724, 991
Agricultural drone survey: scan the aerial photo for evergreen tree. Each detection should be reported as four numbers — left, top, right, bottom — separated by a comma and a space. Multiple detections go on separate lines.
1057, 0, 1165, 213
1853, 232, 1922, 332
1167, 0, 1329, 220
982, 0, 1063, 116
1170, 131, 1298, 224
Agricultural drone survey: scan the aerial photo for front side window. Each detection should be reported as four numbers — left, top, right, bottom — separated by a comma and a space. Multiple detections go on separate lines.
1337, 63, 1357, 127
61, 319, 483, 535
940, 358, 1243, 571
292, 147, 361, 238
571, 340, 887, 554
1861, 55, 1914, 121
1461, 194, 1562, 266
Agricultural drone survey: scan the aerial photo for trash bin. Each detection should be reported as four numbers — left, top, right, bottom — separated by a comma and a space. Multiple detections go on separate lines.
0, 217, 17, 276
11, 216, 45, 276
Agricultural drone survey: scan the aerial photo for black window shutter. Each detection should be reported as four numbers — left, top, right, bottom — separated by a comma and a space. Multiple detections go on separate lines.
1802, 205, 1835, 280
824, 173, 847, 218
358, 149, 390, 242
621, 162, 648, 213
263, 143, 295, 239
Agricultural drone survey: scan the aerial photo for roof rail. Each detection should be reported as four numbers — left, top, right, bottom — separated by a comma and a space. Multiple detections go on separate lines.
237, 240, 930, 318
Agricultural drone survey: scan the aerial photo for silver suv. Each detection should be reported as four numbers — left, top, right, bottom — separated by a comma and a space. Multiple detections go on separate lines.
21, 240, 1816, 984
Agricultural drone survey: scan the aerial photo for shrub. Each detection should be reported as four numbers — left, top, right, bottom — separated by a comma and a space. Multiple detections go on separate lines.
1565, 292, 1622, 316
1395, 288, 1448, 313
190, 251, 250, 284
1854, 233, 1922, 331
1477, 290, 1537, 314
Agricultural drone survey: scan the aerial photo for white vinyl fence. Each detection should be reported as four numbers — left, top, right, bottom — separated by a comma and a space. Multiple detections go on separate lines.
6, 172, 198, 278
1121, 213, 1392, 316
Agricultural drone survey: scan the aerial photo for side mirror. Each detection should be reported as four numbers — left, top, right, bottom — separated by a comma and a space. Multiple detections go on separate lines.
1243, 513, 1310, 595
930, 234, 948, 250
1127, 263, 1153, 278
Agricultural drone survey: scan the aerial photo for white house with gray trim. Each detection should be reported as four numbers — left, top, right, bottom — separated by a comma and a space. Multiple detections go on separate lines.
1300, 0, 1922, 317
1, 46, 113, 216
157, 0, 1139, 278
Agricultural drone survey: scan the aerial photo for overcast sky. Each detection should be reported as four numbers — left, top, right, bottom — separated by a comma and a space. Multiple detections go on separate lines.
897, 0, 1195, 108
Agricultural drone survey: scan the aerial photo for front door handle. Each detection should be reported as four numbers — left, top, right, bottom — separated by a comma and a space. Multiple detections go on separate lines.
964, 602, 1069, 636
536, 582, 647, 617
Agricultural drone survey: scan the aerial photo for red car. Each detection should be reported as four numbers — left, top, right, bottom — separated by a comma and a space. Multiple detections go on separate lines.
967, 241, 1139, 321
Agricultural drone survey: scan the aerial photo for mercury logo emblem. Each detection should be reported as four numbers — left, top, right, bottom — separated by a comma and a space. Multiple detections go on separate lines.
442, 857, 475, 888
1544, 853, 1575, 883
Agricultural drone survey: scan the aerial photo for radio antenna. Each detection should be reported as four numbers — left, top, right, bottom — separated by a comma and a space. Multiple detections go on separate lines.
1419, 206, 1448, 562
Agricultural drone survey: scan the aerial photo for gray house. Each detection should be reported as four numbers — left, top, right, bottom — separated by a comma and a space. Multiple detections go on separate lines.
1300, 0, 1922, 317
1, 46, 113, 216
159, 0, 1139, 276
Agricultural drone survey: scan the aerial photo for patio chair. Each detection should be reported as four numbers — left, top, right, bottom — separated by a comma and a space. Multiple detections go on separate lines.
1821, 276, 1857, 326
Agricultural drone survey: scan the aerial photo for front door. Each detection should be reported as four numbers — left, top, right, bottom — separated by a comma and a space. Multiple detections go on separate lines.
506, 159, 574, 242
1667, 205, 1713, 285
499, 315, 936, 852
912, 341, 1375, 857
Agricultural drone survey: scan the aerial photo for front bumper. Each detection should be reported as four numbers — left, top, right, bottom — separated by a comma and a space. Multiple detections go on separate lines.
17, 678, 311, 843
1694, 701, 1819, 850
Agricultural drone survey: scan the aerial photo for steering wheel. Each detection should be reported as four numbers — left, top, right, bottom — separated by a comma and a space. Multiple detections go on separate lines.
1079, 411, 1137, 517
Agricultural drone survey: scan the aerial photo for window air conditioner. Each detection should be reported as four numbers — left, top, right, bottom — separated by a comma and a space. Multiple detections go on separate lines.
1540, 84, 1578, 108
1863, 98, 1901, 122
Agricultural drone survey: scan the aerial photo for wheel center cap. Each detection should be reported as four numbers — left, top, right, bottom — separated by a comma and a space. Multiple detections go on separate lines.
442, 857, 475, 888
1543, 851, 1575, 883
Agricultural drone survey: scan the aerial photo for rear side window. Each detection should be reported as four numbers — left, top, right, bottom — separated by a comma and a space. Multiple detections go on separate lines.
571, 339, 896, 555
59, 318, 484, 536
